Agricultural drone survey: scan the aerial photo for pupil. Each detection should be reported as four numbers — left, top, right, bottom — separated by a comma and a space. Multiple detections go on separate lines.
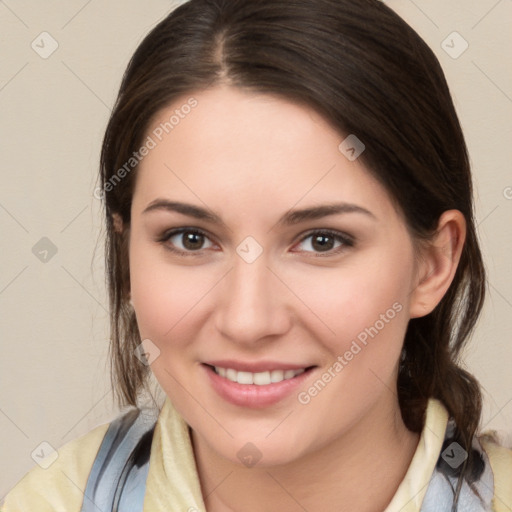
184, 232, 203, 250
313, 234, 333, 251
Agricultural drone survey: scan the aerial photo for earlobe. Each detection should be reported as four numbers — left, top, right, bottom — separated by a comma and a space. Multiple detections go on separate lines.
409, 210, 466, 318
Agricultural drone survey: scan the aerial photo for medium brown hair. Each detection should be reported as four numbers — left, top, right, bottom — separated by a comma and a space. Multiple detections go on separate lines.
97, 0, 486, 503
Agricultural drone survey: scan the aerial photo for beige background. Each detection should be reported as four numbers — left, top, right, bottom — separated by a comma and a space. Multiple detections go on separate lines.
0, 0, 511, 498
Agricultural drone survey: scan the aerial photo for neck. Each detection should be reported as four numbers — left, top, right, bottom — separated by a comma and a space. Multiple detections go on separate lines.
191, 395, 421, 512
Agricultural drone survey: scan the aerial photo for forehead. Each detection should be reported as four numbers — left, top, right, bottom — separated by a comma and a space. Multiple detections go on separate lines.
131, 85, 397, 226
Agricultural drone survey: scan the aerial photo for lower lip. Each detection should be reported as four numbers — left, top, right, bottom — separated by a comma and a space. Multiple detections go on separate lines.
203, 364, 315, 408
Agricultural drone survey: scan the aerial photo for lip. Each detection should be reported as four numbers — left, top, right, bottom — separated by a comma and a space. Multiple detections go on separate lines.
203, 359, 311, 373
202, 363, 316, 408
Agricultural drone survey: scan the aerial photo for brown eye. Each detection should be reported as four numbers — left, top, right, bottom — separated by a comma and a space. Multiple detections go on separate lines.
311, 233, 336, 252
294, 230, 354, 256
159, 228, 214, 255
180, 231, 206, 250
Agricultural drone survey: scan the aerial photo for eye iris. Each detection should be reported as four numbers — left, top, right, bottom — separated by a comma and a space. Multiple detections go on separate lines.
312, 233, 334, 252
173, 231, 342, 253
183, 231, 204, 250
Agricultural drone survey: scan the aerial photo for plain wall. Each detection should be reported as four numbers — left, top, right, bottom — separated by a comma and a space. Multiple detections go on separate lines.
1, 0, 511, 498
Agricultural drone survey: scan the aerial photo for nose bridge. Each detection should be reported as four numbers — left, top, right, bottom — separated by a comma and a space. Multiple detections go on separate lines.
214, 251, 290, 343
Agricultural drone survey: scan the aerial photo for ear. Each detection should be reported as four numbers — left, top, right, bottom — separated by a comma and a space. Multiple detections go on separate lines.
409, 210, 466, 318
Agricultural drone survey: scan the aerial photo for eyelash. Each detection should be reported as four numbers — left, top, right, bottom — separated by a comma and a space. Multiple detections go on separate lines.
156, 227, 355, 258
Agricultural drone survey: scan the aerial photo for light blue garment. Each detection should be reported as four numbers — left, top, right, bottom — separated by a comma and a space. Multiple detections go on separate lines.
421, 421, 494, 511
80, 407, 158, 512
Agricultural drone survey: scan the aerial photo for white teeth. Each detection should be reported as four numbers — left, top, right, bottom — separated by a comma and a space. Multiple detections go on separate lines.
214, 366, 306, 385
284, 370, 296, 379
236, 371, 253, 385
253, 371, 271, 385
270, 370, 284, 382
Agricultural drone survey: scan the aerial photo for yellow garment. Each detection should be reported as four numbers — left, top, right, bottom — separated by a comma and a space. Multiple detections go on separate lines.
1, 422, 109, 512
2, 397, 510, 511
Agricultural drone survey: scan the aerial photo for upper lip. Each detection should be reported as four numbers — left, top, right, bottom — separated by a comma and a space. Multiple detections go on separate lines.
203, 360, 314, 373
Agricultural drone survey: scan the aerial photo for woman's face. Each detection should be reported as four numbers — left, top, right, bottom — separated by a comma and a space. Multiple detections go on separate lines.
129, 85, 420, 466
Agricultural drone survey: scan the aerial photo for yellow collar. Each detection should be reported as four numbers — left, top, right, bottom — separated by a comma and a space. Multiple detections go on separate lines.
143, 397, 448, 511
384, 399, 448, 511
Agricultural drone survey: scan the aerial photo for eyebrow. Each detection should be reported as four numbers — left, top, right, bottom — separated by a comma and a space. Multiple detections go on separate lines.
142, 199, 376, 227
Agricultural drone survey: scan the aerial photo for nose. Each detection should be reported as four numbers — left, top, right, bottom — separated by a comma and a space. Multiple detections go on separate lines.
213, 252, 292, 346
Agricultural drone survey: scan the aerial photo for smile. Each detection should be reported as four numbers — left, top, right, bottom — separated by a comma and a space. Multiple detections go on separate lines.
202, 363, 316, 408
212, 366, 306, 385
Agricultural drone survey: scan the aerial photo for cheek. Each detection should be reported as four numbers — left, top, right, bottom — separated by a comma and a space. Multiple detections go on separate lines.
131, 270, 202, 340
292, 263, 412, 427
129, 239, 191, 340
288, 251, 414, 354
129, 239, 223, 361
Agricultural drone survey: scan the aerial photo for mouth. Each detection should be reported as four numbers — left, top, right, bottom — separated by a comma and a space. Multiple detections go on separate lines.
201, 362, 317, 408
206, 364, 314, 385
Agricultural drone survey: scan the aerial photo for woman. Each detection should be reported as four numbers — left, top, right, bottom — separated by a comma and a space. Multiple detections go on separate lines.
2, 0, 511, 510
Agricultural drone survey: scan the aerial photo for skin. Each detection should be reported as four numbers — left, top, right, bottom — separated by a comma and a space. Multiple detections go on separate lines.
122, 85, 465, 511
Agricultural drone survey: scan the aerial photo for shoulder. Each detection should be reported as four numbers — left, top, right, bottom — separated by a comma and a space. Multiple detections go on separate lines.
419, 401, 512, 510
1, 419, 110, 512
479, 432, 512, 510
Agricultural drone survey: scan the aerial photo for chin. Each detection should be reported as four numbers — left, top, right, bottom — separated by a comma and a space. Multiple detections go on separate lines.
211, 430, 313, 469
